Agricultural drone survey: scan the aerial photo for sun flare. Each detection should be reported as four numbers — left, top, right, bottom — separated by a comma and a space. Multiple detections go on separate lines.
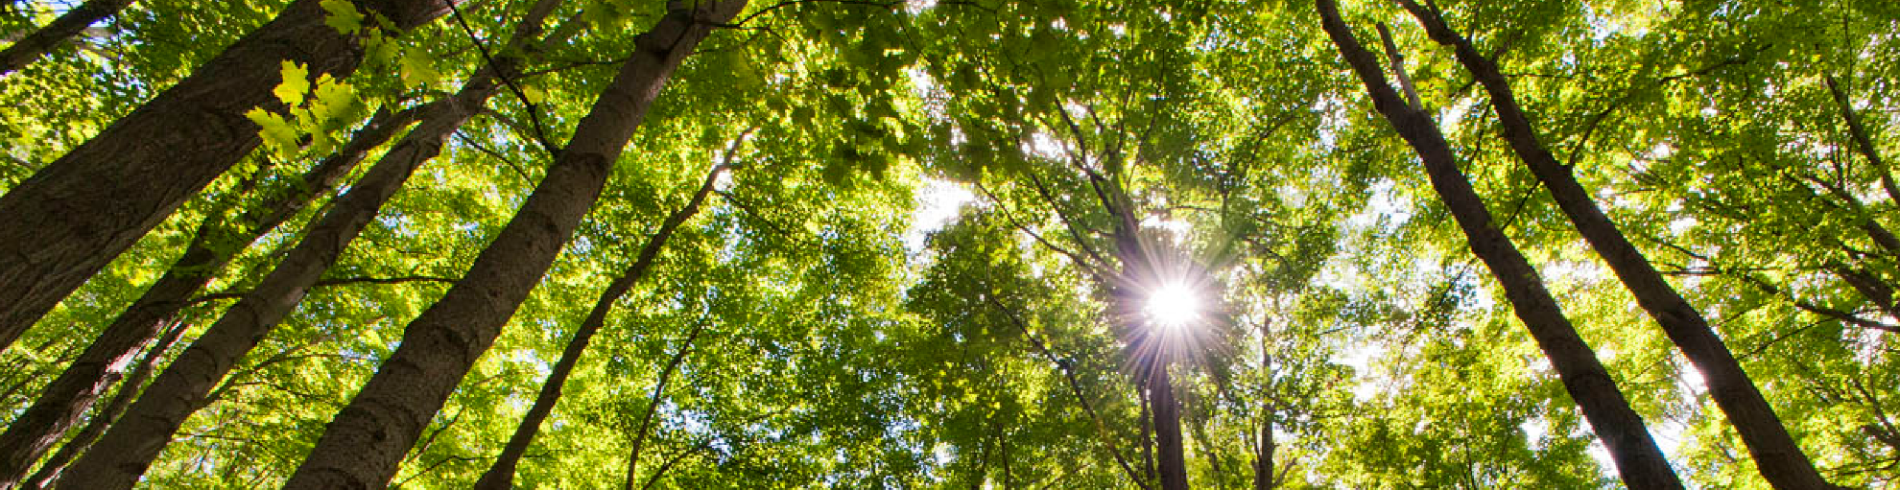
1144, 282, 1202, 331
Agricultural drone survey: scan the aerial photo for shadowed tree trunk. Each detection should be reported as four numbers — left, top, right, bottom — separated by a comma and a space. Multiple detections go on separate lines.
1317, 1, 1683, 487
0, 105, 417, 490
475, 159, 730, 490
16, 318, 185, 490
51, 2, 571, 487
1395, 3, 1836, 487
281, 2, 746, 488
0, 0, 448, 352
0, 0, 134, 75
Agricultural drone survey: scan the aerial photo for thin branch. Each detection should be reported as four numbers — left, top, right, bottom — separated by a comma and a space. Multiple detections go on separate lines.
447, 0, 561, 157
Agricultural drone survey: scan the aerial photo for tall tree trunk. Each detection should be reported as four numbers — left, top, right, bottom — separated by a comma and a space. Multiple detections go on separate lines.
1316, 1, 1684, 488
0, 0, 134, 76
52, 0, 569, 484
282, 2, 745, 488
1396, 3, 1835, 488
1253, 320, 1274, 490
0, 105, 416, 490
0, 0, 447, 352
18, 319, 186, 490
1148, 366, 1189, 490
475, 162, 727, 490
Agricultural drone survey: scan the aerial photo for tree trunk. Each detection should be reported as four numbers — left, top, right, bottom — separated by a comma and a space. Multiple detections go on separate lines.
18, 319, 186, 490
282, 2, 746, 488
0, 105, 416, 490
50, 0, 571, 482
1253, 320, 1274, 490
1316, 1, 1684, 488
1395, 3, 1835, 488
1149, 366, 1189, 490
0, 0, 134, 76
0, 0, 447, 352
475, 163, 726, 490
623, 320, 710, 490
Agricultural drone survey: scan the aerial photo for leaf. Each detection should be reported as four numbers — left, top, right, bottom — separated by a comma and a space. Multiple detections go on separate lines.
273, 61, 310, 107
246, 108, 299, 156
320, 0, 364, 35
399, 48, 440, 88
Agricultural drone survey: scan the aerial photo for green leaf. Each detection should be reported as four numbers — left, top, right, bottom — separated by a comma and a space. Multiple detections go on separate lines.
273, 61, 309, 107
320, 0, 364, 35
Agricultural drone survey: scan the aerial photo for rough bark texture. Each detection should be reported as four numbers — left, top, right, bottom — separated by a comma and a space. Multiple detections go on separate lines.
281, 2, 745, 488
16, 318, 183, 490
50, 4, 563, 480
0, 105, 415, 490
1396, 3, 1835, 488
0, 0, 134, 76
0, 0, 447, 352
1316, 1, 1684, 488
475, 164, 725, 490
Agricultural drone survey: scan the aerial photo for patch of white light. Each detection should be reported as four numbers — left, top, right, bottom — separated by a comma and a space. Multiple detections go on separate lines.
1140, 214, 1193, 245
1108, 23, 1127, 37
904, 178, 977, 254
904, 0, 936, 14
1026, 132, 1067, 161
1144, 281, 1202, 332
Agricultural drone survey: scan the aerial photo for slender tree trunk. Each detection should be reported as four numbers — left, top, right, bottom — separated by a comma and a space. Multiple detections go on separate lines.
1316, 1, 1683, 487
51, 0, 570, 482
18, 319, 186, 490
0, 0, 447, 352
1253, 321, 1274, 490
1824, 73, 1900, 208
475, 162, 727, 490
623, 320, 710, 490
282, 3, 746, 488
0, 0, 134, 76
1395, 3, 1835, 488
0, 105, 416, 490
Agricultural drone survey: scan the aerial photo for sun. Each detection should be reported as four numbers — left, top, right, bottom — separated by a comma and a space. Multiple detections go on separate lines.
1144, 281, 1202, 332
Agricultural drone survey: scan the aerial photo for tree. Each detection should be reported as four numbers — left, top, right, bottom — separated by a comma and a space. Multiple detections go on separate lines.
0, 0, 448, 351
281, 2, 746, 487
0, 0, 135, 76
1316, 0, 1682, 487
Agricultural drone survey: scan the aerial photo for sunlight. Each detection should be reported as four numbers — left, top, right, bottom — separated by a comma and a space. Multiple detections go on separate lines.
1144, 281, 1202, 332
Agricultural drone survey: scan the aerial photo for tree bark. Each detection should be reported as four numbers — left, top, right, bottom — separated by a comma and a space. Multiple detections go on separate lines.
0, 0, 134, 76
0, 105, 416, 490
50, 0, 571, 484
0, 0, 447, 352
475, 162, 727, 490
1148, 366, 1189, 490
17, 319, 185, 490
282, 2, 746, 488
1316, 1, 1684, 488
1395, 3, 1836, 488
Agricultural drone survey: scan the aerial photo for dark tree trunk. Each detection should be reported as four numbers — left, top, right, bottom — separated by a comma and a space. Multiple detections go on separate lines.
18, 319, 185, 490
475, 163, 726, 490
1253, 322, 1274, 490
281, 2, 746, 488
49, 0, 569, 480
0, 105, 416, 490
0, 0, 134, 75
1396, 3, 1836, 488
0, 0, 447, 352
1316, 1, 1684, 488
623, 320, 710, 490
1148, 366, 1189, 490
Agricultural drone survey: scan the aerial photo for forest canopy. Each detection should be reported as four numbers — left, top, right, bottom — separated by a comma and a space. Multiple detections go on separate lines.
0, 0, 1895, 488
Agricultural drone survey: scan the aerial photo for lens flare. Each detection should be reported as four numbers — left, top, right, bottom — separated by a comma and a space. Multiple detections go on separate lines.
1144, 281, 1201, 332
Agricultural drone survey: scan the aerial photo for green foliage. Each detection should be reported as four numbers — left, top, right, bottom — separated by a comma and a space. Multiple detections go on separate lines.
2, 0, 1897, 487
